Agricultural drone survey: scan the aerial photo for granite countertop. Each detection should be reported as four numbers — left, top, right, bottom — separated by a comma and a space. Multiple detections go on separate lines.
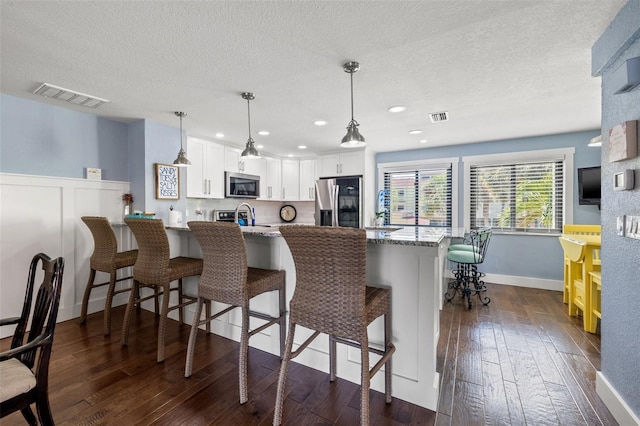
118, 222, 453, 247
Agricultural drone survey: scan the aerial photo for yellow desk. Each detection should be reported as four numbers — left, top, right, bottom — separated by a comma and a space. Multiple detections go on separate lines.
559, 234, 601, 332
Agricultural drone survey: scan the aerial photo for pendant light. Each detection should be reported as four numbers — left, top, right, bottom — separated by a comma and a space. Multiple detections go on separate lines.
341, 61, 366, 148
241, 92, 260, 158
173, 111, 191, 166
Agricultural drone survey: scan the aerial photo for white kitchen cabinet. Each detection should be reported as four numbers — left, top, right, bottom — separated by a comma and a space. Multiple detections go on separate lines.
299, 159, 316, 201
187, 137, 224, 198
281, 159, 299, 201
263, 157, 282, 200
225, 146, 264, 175
317, 150, 364, 177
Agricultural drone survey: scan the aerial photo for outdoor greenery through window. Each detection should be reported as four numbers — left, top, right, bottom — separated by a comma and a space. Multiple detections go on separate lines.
469, 160, 563, 232
383, 167, 452, 227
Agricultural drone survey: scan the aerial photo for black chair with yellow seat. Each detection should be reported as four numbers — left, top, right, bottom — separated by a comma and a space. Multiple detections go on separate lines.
445, 228, 492, 309
0, 253, 64, 425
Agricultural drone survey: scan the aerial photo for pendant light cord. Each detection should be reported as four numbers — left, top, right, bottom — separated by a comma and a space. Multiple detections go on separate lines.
247, 98, 252, 139
350, 71, 355, 122
179, 113, 184, 149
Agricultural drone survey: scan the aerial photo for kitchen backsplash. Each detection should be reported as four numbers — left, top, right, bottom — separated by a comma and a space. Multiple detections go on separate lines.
185, 198, 315, 225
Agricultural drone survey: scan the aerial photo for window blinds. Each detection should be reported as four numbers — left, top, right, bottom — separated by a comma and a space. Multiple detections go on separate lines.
469, 160, 563, 232
383, 167, 452, 227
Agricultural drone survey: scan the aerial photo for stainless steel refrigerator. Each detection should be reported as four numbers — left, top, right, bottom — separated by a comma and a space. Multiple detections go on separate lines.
315, 176, 363, 228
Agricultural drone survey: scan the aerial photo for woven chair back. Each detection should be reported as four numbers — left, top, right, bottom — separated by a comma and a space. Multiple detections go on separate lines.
81, 216, 118, 271
187, 222, 249, 306
124, 218, 171, 284
280, 225, 367, 340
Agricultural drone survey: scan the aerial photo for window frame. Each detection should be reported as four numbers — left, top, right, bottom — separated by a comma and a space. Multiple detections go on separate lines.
377, 157, 459, 230
462, 148, 575, 235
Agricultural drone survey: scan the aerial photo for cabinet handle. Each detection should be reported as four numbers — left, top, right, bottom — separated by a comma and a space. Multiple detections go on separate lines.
336, 164, 339, 174
282, 188, 285, 199
207, 179, 211, 194
268, 186, 272, 199
204, 179, 207, 194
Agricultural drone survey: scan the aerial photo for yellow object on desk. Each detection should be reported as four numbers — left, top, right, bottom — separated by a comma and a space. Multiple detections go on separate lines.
558, 234, 602, 333
562, 225, 601, 304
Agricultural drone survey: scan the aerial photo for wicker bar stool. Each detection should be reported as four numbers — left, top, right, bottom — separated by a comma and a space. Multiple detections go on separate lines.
80, 216, 138, 335
185, 221, 286, 404
121, 218, 202, 362
274, 226, 395, 426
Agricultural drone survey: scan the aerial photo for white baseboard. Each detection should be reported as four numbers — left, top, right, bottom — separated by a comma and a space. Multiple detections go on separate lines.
445, 270, 563, 292
596, 372, 640, 426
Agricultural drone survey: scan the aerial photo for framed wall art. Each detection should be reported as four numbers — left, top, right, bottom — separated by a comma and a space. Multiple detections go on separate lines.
155, 163, 180, 200
608, 120, 638, 162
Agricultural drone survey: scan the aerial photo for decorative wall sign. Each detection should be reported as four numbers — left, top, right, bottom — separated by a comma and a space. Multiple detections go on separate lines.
155, 163, 180, 200
608, 120, 638, 162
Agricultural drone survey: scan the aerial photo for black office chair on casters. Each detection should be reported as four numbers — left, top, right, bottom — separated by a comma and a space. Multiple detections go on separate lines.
445, 228, 492, 309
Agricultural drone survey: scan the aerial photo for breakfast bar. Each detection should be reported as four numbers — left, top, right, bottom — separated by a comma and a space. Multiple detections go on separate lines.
120, 224, 450, 411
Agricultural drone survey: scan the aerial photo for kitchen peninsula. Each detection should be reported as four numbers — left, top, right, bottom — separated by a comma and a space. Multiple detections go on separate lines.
121, 224, 450, 411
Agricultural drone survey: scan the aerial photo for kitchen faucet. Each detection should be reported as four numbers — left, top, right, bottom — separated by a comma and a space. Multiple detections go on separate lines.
235, 202, 254, 226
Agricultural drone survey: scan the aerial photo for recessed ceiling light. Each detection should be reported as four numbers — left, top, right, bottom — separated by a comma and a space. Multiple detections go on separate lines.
409, 130, 423, 135
215, 132, 224, 138
314, 120, 327, 126
258, 130, 270, 136
287, 154, 294, 157
256, 144, 264, 149
298, 145, 307, 149
387, 106, 406, 113
420, 139, 427, 143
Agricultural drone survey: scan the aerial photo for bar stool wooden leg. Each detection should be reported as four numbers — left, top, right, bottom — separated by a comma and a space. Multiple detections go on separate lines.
178, 279, 184, 324
239, 306, 250, 404
121, 279, 139, 347
274, 321, 296, 426
385, 312, 393, 403
184, 299, 204, 377
279, 286, 286, 358
329, 335, 337, 382
80, 269, 97, 324
205, 300, 211, 334
103, 271, 117, 335
360, 333, 370, 426
157, 283, 171, 363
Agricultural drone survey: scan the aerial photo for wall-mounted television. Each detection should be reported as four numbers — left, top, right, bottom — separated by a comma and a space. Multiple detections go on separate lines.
578, 166, 601, 206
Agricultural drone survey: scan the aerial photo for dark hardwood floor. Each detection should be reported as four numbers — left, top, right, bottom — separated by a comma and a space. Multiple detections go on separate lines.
1, 283, 616, 425
436, 283, 616, 426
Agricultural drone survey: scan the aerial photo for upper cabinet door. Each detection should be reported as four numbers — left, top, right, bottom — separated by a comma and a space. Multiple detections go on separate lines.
264, 157, 282, 200
317, 151, 364, 177
281, 159, 300, 200
225, 147, 243, 173
187, 137, 206, 198
187, 137, 224, 199
299, 159, 316, 201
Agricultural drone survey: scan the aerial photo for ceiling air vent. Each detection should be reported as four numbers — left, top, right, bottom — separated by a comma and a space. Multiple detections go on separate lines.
429, 111, 449, 123
33, 83, 109, 108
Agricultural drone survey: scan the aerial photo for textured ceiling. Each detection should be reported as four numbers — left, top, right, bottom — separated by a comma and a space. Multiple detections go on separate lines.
0, 1, 626, 157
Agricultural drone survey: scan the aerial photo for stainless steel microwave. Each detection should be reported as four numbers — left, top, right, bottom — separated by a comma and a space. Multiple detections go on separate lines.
225, 172, 260, 199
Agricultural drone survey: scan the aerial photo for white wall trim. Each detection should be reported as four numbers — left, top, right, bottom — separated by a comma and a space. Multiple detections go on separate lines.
445, 269, 563, 291
596, 372, 640, 426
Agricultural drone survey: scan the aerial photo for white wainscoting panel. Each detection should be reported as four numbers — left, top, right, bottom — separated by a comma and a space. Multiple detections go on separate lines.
0, 173, 129, 338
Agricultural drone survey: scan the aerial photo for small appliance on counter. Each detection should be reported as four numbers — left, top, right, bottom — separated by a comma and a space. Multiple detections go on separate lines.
315, 175, 363, 228
212, 209, 249, 226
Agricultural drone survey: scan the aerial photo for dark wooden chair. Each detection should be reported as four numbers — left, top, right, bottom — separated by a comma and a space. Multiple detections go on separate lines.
185, 221, 286, 404
0, 253, 65, 425
80, 216, 138, 335
274, 226, 395, 426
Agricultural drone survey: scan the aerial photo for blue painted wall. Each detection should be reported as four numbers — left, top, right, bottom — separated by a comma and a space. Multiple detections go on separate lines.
377, 130, 602, 282
0, 94, 129, 180
592, 0, 640, 417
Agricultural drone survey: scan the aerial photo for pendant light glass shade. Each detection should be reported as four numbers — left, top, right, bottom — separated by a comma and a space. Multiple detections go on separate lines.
241, 92, 260, 158
173, 111, 191, 166
341, 61, 366, 148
